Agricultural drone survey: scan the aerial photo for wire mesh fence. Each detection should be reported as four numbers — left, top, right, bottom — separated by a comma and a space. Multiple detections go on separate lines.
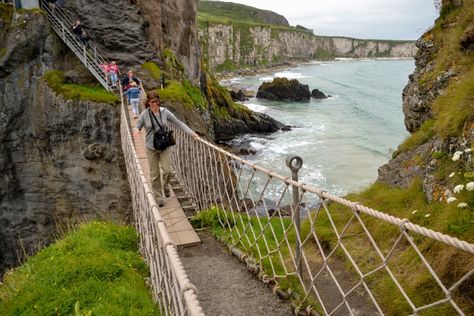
170, 124, 474, 315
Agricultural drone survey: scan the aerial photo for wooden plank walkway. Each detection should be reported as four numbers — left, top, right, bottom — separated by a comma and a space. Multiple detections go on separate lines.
129, 107, 201, 247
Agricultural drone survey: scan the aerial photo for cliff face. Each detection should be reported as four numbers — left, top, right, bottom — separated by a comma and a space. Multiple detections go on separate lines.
0, 10, 131, 274
378, 0, 474, 202
199, 24, 416, 70
136, 0, 201, 81
63, 0, 200, 81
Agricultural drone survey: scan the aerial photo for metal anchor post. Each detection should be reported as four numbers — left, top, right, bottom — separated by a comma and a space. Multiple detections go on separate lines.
286, 155, 303, 276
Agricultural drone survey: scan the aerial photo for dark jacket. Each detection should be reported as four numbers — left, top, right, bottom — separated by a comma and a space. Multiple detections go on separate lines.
121, 75, 141, 87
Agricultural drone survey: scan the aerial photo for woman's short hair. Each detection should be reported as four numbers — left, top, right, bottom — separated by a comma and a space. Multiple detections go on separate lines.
145, 91, 160, 108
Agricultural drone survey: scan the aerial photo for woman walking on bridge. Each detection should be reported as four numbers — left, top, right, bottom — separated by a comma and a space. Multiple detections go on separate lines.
134, 91, 198, 207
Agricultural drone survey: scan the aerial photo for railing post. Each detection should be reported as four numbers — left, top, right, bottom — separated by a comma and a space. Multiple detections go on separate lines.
61, 20, 66, 41
285, 155, 303, 276
83, 44, 87, 67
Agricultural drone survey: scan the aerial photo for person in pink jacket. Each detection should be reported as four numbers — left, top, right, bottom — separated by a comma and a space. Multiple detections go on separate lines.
108, 61, 120, 87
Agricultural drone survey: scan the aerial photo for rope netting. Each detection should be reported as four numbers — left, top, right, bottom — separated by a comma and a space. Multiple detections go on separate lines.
170, 125, 474, 315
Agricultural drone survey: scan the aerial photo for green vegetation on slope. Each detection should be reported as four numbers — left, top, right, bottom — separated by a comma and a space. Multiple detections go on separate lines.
157, 80, 207, 111
408, 0, 474, 142
197, 1, 311, 33
0, 221, 159, 315
141, 61, 162, 81
44, 70, 119, 105
0, 3, 13, 24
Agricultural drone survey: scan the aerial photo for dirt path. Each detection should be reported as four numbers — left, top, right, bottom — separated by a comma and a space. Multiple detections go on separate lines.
178, 231, 293, 316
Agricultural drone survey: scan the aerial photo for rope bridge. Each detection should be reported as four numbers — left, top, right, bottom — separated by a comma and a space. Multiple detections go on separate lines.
37, 0, 474, 313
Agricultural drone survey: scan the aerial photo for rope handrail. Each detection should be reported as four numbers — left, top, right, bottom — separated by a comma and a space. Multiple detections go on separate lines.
39, 0, 112, 91
193, 137, 474, 254
169, 123, 474, 315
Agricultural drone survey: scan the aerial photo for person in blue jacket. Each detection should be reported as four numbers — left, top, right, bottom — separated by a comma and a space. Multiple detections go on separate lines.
124, 81, 141, 118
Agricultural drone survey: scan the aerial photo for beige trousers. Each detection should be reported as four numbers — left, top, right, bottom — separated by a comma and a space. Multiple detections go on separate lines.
146, 147, 172, 199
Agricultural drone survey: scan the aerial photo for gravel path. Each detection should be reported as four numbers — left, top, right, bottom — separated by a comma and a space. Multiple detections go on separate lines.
178, 231, 293, 316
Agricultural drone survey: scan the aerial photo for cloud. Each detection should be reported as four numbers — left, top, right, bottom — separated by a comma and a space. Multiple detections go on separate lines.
215, 0, 439, 40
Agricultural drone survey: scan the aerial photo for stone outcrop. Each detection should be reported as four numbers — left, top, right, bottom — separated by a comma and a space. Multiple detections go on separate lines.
257, 77, 310, 101
256, 10, 289, 26
199, 24, 417, 70
0, 10, 131, 275
213, 112, 284, 141
377, 0, 473, 204
400, 34, 457, 133
63, 0, 201, 82
63, 0, 158, 68
311, 88, 327, 99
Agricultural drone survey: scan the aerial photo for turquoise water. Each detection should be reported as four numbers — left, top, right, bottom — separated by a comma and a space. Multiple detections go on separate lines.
223, 59, 414, 196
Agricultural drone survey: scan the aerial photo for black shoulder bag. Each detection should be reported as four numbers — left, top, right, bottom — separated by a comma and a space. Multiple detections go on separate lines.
149, 109, 176, 150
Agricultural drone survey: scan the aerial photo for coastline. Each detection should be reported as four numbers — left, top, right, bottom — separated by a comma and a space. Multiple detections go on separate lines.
215, 57, 415, 81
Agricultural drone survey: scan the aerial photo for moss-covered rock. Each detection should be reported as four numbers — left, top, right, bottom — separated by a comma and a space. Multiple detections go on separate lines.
256, 77, 310, 101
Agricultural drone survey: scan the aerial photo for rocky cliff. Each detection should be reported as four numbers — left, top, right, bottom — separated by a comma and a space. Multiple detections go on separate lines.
197, 1, 416, 71
199, 23, 416, 70
0, 8, 132, 275
62, 0, 200, 81
378, 0, 473, 204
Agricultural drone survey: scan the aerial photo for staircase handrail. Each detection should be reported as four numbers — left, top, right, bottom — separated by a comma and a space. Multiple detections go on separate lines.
39, 0, 112, 91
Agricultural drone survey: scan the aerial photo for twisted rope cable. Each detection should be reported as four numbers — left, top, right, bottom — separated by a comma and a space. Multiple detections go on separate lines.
193, 137, 474, 254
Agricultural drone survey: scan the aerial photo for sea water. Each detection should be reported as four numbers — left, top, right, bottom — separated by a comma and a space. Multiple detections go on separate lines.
223, 59, 414, 196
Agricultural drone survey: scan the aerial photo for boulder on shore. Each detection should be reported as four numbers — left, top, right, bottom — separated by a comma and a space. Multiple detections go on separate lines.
311, 88, 328, 99
230, 89, 249, 101
256, 77, 310, 101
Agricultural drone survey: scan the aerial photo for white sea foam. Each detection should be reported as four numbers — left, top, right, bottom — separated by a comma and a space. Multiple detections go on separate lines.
244, 103, 267, 113
258, 76, 274, 81
249, 141, 266, 150
274, 71, 308, 79
335, 57, 355, 61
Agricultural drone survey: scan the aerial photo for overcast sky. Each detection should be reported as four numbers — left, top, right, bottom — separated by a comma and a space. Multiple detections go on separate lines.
216, 0, 439, 40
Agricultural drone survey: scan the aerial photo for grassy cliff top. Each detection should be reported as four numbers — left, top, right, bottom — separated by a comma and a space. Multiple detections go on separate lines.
198, 0, 312, 33
0, 221, 158, 315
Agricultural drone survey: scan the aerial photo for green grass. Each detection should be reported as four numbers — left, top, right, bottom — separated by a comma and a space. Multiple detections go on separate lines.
44, 70, 119, 105
141, 61, 162, 81
0, 221, 159, 315
183, 80, 208, 110
397, 119, 435, 153
403, 0, 474, 143
432, 67, 474, 137
312, 48, 335, 60
157, 80, 206, 110
198, 1, 306, 33
215, 59, 239, 72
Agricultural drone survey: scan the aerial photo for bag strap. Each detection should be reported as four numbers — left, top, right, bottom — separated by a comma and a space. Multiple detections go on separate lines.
148, 109, 164, 133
